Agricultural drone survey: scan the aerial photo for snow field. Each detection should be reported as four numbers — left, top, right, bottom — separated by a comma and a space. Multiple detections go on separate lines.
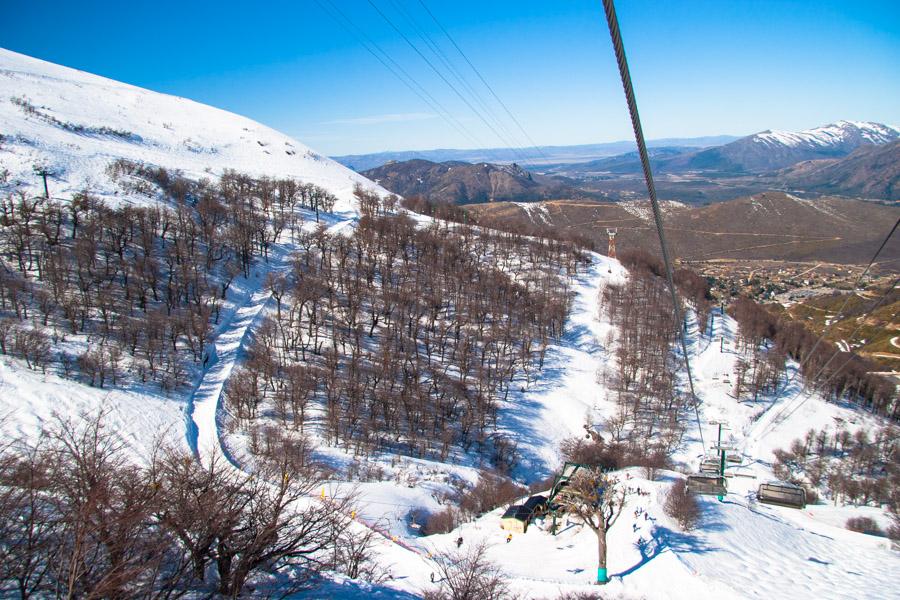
0, 47, 386, 213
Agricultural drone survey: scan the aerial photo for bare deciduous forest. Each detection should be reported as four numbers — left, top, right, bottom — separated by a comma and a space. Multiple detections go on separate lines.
226, 195, 588, 471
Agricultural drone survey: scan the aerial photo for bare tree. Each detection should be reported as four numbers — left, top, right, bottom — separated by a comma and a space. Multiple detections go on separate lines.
424, 540, 509, 600
555, 468, 627, 585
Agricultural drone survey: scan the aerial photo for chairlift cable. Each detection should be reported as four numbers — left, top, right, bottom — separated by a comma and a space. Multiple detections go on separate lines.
767, 216, 899, 406
314, 0, 493, 154
754, 218, 899, 440
387, 0, 522, 151
765, 275, 899, 429
600, 0, 705, 450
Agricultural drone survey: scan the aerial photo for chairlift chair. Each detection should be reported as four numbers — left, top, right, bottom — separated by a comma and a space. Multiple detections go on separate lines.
699, 457, 721, 474
757, 481, 806, 509
686, 473, 727, 496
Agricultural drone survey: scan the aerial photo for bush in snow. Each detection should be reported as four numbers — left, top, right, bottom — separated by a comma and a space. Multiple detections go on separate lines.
422, 540, 510, 600
425, 507, 462, 535
560, 436, 670, 479
459, 471, 527, 518
664, 479, 700, 531
550, 592, 608, 600
773, 426, 899, 508
0, 411, 357, 598
888, 516, 900, 542
845, 517, 883, 536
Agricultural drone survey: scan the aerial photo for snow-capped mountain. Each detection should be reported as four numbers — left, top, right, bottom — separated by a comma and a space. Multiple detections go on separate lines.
753, 120, 898, 149
0, 48, 386, 212
673, 120, 899, 173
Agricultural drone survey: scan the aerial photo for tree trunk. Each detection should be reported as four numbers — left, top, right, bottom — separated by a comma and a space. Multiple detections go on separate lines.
596, 529, 609, 584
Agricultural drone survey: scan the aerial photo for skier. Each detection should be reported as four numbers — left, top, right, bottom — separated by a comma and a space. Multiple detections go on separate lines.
455, 536, 463, 548
506, 533, 512, 543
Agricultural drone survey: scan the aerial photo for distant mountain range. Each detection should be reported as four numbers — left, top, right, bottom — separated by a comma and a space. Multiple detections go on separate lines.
551, 121, 899, 176
366, 121, 899, 203
362, 159, 592, 204
775, 140, 900, 200
666, 121, 899, 174
332, 135, 739, 171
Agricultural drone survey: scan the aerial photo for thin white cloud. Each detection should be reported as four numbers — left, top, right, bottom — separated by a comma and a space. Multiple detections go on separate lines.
323, 112, 437, 126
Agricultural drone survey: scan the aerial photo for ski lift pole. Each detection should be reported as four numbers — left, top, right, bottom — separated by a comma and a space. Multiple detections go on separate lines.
718, 424, 726, 501
709, 421, 731, 502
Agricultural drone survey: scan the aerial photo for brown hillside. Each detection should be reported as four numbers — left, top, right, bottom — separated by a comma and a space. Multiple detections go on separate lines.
467, 193, 900, 266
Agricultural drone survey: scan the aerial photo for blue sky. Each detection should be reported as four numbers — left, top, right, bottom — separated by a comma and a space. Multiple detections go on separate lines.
4, 0, 899, 155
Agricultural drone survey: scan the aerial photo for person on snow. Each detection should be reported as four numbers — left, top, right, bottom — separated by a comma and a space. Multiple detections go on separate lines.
455, 536, 463, 548
506, 534, 512, 543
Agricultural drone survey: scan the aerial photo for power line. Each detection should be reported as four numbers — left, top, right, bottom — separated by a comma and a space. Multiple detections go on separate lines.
600, 0, 705, 451
387, 0, 510, 143
752, 218, 899, 439
314, 0, 490, 152
415, 0, 550, 162
366, 0, 533, 163
768, 216, 899, 405
762, 275, 899, 432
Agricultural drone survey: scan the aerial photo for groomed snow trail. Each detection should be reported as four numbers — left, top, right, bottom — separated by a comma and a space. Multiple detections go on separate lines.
185, 215, 354, 464
181, 215, 447, 596
500, 251, 626, 480
678, 496, 899, 600
185, 247, 292, 464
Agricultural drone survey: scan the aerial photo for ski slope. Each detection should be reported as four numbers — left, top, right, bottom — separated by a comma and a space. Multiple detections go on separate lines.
404, 468, 899, 600
2, 48, 897, 599
0, 47, 386, 212
294, 256, 899, 600
499, 251, 627, 480
0, 356, 185, 458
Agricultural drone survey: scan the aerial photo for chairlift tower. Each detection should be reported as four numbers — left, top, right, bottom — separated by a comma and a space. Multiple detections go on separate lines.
607, 228, 617, 259
709, 421, 733, 502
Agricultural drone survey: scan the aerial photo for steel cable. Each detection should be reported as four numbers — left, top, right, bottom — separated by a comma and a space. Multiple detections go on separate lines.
601, 0, 705, 450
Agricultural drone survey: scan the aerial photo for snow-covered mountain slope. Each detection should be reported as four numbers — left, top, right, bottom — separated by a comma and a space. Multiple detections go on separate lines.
0, 47, 386, 213
674, 120, 899, 173
752, 120, 899, 150
359, 304, 899, 599
2, 48, 897, 600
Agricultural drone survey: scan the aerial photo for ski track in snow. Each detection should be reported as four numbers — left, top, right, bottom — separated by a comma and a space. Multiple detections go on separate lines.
500, 251, 626, 480
185, 253, 287, 464
679, 496, 899, 600
185, 215, 356, 464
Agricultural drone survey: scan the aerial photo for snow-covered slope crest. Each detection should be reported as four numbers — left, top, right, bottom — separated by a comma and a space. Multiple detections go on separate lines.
0, 47, 386, 213
752, 120, 899, 150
